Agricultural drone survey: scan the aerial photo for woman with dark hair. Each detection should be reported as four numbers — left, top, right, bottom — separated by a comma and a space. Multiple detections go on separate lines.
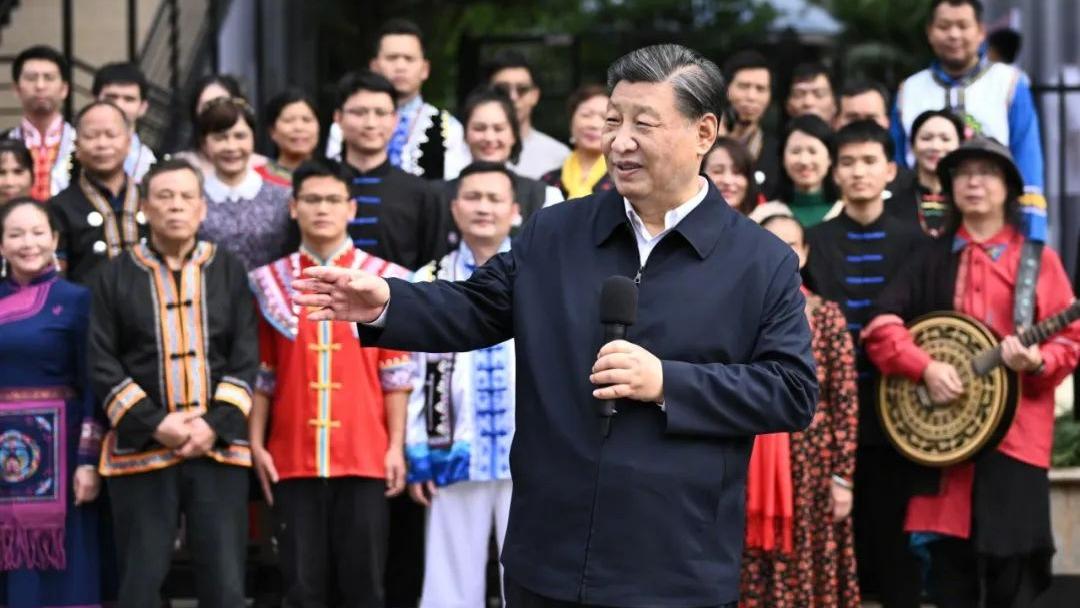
863, 137, 1080, 608
176, 74, 268, 175
445, 87, 562, 227
0, 197, 107, 608
741, 212, 860, 608
0, 139, 34, 204
702, 137, 761, 215
196, 97, 291, 270
774, 114, 837, 227
189, 74, 245, 136
540, 84, 614, 198
258, 88, 320, 187
903, 109, 966, 237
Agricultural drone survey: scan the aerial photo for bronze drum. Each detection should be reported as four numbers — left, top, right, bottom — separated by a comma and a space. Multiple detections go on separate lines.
876, 312, 1018, 468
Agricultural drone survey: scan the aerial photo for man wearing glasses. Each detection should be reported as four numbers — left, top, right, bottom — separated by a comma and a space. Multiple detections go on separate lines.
332, 70, 450, 270
248, 159, 416, 607
486, 50, 571, 179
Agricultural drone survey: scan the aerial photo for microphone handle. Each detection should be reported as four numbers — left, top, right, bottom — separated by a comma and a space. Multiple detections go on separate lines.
599, 323, 627, 436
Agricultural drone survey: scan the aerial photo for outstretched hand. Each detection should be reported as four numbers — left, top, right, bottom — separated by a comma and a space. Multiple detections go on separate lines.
292, 266, 391, 323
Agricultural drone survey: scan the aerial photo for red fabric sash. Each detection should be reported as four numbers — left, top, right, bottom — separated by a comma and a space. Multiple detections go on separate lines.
744, 432, 794, 553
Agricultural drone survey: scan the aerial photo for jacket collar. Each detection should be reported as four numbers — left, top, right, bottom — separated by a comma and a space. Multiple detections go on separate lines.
591, 178, 732, 259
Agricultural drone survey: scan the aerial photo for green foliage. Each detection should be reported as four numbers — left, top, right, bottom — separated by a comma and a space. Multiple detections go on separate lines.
809, 0, 935, 89
1053, 416, 1080, 468
318, 1, 774, 112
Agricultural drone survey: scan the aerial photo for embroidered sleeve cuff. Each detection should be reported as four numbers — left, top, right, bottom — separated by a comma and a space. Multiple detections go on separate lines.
213, 377, 253, 417
77, 419, 105, 466
104, 378, 149, 428
380, 355, 416, 392
405, 444, 433, 484
255, 365, 277, 396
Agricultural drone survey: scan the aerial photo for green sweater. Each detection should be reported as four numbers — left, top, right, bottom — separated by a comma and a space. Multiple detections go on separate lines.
788, 190, 833, 228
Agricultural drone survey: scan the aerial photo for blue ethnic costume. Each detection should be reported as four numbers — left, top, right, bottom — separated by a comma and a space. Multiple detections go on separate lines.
405, 240, 517, 607
0, 270, 106, 607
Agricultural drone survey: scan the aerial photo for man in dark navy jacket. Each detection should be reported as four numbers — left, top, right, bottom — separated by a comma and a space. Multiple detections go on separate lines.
295, 44, 818, 608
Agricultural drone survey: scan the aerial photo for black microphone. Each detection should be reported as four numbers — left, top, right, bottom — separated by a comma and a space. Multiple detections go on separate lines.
598, 275, 638, 437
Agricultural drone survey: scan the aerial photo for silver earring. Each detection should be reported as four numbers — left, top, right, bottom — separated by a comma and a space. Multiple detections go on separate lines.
53, 253, 60, 272
1, 256, 6, 278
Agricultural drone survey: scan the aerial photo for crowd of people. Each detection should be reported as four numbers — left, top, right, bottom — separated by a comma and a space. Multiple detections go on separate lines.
0, 1, 1076, 607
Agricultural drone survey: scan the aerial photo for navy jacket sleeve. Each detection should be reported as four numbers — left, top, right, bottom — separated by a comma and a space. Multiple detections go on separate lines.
661, 251, 818, 438
356, 210, 531, 352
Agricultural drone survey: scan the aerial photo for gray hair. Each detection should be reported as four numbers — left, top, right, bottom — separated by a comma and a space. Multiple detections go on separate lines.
606, 44, 726, 121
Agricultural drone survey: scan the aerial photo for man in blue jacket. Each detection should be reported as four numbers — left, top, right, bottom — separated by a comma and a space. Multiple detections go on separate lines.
295, 44, 818, 608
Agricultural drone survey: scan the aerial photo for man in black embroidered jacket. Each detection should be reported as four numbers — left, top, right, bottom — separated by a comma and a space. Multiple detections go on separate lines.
803, 121, 928, 607
89, 158, 257, 608
51, 101, 147, 285
334, 70, 450, 271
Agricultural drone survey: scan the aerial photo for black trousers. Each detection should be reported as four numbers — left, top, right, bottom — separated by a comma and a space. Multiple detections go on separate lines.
384, 493, 426, 607
107, 458, 248, 608
504, 577, 736, 608
927, 537, 1048, 608
852, 446, 924, 608
274, 477, 389, 608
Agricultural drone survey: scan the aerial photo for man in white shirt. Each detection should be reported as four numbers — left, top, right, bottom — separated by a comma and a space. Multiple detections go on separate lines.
486, 50, 570, 179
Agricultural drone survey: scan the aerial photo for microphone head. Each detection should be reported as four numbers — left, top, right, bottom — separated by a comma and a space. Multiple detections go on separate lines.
600, 275, 638, 326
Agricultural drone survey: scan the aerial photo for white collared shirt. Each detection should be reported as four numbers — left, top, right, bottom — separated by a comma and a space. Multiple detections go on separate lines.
203, 169, 264, 203
622, 176, 709, 267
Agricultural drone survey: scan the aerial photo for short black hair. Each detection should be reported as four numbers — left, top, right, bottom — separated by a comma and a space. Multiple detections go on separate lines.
375, 18, 425, 58
777, 114, 838, 203
12, 45, 69, 83
293, 159, 347, 194
456, 160, 517, 199
484, 49, 535, 84
75, 100, 131, 130
790, 62, 832, 88
140, 157, 204, 199
92, 62, 148, 99
722, 50, 771, 85
335, 70, 398, 110
833, 119, 895, 162
461, 86, 523, 165
929, 0, 984, 23
839, 79, 890, 110
0, 139, 35, 178
910, 109, 967, 146
987, 28, 1022, 63
264, 88, 317, 127
188, 74, 245, 125
0, 196, 58, 237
